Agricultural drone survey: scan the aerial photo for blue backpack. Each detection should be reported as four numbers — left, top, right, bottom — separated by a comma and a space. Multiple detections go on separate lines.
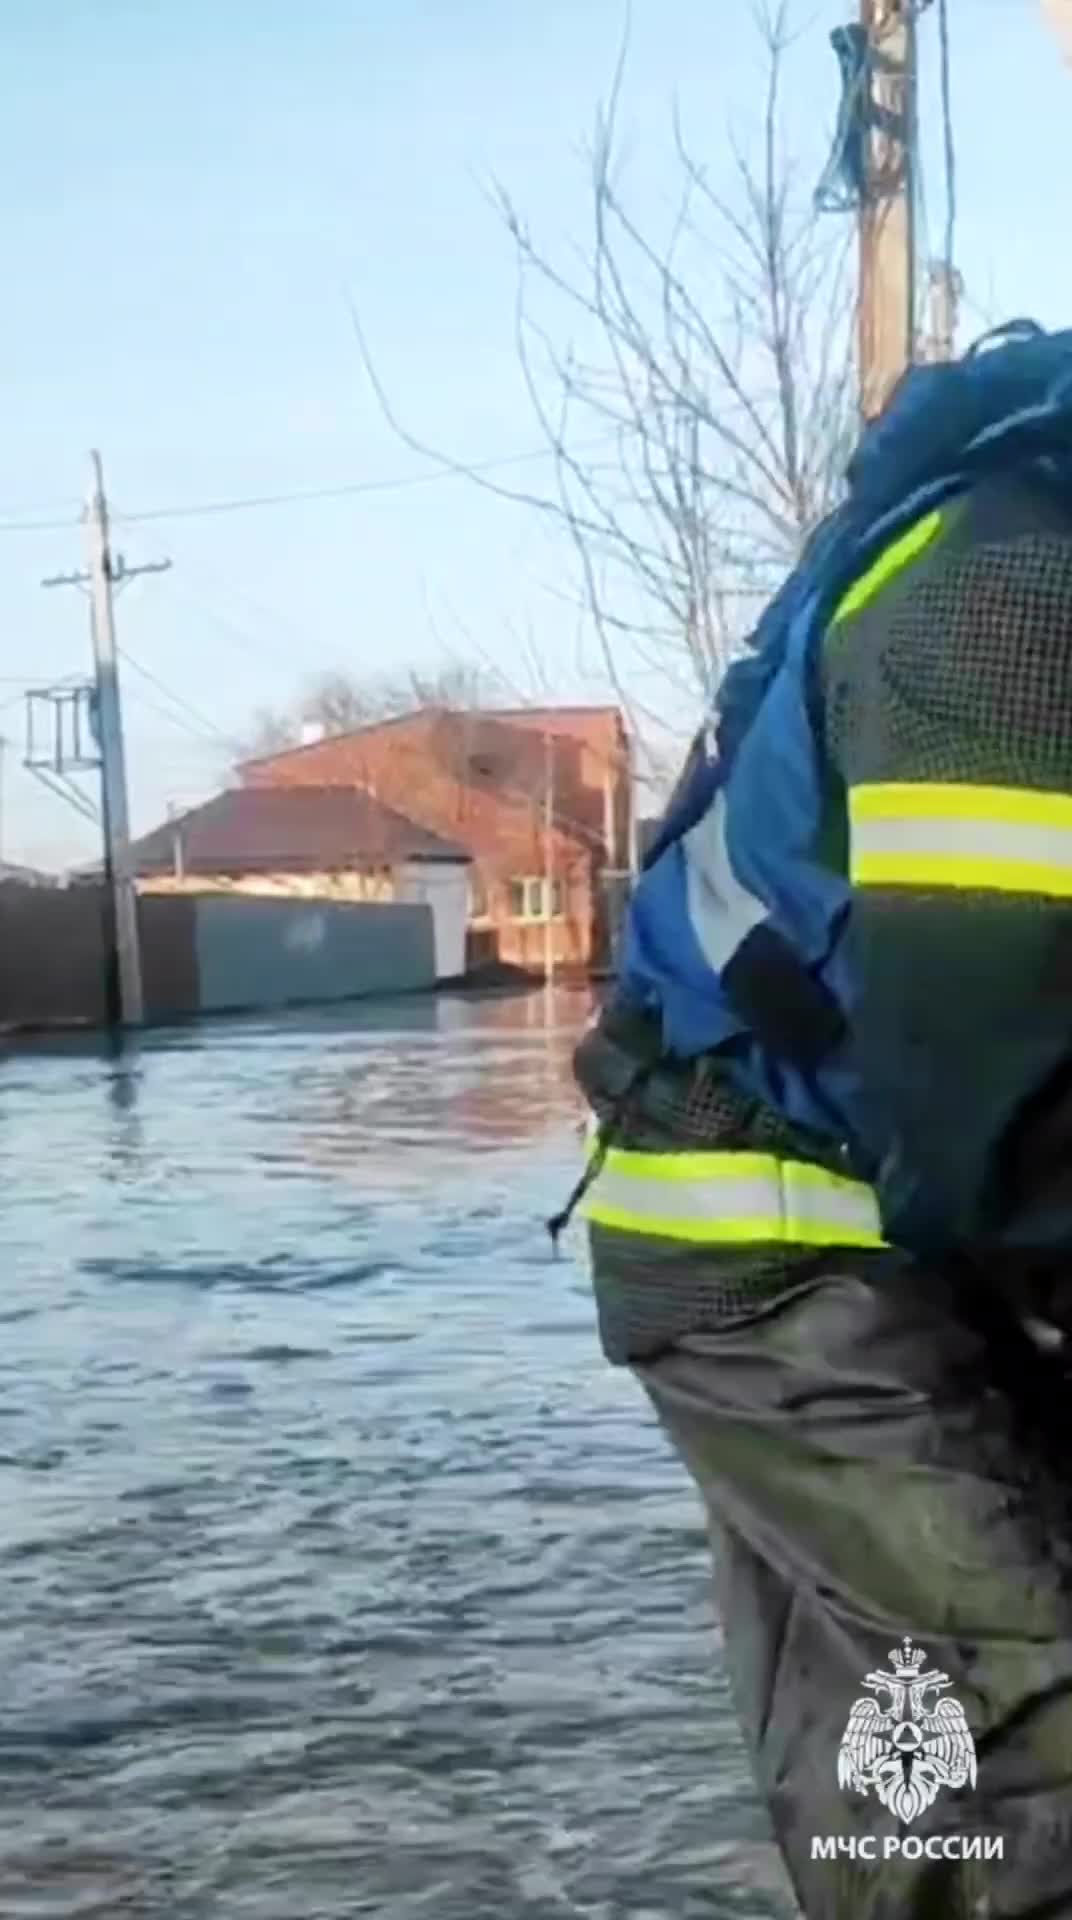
617, 321, 1072, 1172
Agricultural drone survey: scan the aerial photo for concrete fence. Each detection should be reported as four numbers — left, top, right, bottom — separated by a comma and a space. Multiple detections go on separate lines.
0, 884, 437, 1033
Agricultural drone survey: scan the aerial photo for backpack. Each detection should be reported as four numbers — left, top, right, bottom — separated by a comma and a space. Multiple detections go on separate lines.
616, 320, 1072, 1170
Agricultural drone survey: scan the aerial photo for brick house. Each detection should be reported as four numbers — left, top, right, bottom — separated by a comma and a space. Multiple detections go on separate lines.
239, 705, 633, 972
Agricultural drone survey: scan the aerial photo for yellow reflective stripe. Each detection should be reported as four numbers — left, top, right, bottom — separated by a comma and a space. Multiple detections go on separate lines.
851, 782, 1072, 828
849, 783, 1072, 895
603, 1146, 851, 1186
853, 854, 1072, 896
832, 510, 945, 627
581, 1148, 886, 1249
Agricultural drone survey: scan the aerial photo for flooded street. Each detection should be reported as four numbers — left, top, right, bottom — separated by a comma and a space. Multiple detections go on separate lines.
0, 988, 792, 1919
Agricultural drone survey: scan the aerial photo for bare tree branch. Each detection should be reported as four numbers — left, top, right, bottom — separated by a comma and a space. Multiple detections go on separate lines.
347, 2, 852, 723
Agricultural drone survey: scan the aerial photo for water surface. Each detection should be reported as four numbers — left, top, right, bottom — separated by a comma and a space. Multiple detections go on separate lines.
0, 988, 793, 1918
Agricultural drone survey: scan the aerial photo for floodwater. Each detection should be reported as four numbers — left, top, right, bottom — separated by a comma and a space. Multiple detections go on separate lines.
0, 987, 794, 1919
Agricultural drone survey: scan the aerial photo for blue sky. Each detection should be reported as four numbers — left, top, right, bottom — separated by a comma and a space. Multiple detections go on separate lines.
0, 0, 1067, 868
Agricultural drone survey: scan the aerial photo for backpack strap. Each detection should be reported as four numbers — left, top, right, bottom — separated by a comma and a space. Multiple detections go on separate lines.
721, 924, 847, 1072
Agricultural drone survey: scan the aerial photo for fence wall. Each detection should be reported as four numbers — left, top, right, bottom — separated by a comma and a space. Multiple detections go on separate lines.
0, 885, 436, 1031
0, 883, 110, 1029
193, 895, 435, 1014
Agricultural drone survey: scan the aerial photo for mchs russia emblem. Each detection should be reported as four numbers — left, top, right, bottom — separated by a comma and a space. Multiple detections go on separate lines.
837, 1637, 977, 1824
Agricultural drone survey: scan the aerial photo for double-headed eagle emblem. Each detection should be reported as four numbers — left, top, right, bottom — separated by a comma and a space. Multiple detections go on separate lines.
837, 1637, 976, 1824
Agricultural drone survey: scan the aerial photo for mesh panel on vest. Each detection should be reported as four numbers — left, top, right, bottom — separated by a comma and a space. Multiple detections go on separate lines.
588, 1225, 825, 1366
587, 481, 1072, 1363
576, 1024, 846, 1363
826, 500, 1072, 791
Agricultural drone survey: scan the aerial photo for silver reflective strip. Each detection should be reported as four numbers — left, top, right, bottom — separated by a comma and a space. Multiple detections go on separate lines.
852, 814, 1072, 868
681, 790, 766, 972
582, 1159, 884, 1247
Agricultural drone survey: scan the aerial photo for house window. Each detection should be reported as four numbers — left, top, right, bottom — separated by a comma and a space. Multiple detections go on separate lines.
508, 876, 564, 922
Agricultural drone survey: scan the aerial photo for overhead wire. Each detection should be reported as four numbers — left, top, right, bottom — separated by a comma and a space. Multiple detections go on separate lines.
121, 679, 224, 748
909, 1, 932, 349
937, 0, 956, 282
158, 579, 298, 676
110, 436, 614, 527
0, 436, 616, 537
0, 510, 83, 535
116, 647, 233, 747
166, 560, 306, 661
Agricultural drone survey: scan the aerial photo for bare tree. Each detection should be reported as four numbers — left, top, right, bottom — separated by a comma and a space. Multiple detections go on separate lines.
300, 671, 375, 737
350, 0, 854, 749
496, 0, 855, 708
236, 703, 302, 761
232, 661, 503, 764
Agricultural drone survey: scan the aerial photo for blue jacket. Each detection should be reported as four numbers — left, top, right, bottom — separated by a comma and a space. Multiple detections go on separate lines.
618, 321, 1072, 1174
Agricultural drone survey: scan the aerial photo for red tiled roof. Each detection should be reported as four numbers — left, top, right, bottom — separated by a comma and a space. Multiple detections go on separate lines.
131, 785, 468, 875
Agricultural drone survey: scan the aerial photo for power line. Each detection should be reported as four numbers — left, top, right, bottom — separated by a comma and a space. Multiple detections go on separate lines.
159, 579, 297, 675
937, 0, 956, 279
121, 679, 228, 749
111, 438, 611, 526
0, 495, 80, 520
0, 437, 612, 536
0, 510, 82, 535
117, 647, 233, 746
107, 524, 300, 675
174, 560, 304, 651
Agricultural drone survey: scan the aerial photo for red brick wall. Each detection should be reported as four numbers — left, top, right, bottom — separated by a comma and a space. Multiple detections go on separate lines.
242, 708, 630, 968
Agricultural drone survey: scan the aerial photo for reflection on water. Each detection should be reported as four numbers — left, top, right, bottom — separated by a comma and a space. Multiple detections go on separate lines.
0, 987, 793, 1918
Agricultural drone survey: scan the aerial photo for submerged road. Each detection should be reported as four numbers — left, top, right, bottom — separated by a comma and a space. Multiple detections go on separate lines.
0, 988, 793, 1918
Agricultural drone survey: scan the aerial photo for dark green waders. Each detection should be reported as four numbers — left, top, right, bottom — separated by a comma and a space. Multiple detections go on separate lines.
634, 1255, 1072, 1919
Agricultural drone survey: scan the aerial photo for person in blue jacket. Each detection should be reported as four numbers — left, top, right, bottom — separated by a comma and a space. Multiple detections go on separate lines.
567, 323, 1072, 1917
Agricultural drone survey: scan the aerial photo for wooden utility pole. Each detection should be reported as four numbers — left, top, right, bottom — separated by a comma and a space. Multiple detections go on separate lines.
1041, 0, 1072, 65
858, 0, 918, 418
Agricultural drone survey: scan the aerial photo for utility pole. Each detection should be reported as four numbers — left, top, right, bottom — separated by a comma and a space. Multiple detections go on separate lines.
1042, 0, 1072, 65
167, 801, 186, 884
922, 260, 962, 364
86, 451, 143, 1026
543, 727, 555, 993
42, 453, 171, 1028
858, 0, 919, 418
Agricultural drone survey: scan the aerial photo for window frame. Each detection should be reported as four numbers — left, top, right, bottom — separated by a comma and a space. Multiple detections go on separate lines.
507, 875, 564, 923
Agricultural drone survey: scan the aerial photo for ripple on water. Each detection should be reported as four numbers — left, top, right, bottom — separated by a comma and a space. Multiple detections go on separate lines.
0, 992, 795, 1918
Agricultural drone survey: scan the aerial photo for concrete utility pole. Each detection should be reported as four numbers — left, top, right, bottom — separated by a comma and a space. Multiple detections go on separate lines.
43, 453, 171, 1028
166, 801, 186, 883
857, 0, 919, 418
86, 452, 143, 1026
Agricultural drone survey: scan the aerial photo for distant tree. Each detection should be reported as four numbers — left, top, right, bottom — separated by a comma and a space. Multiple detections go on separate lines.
300, 671, 374, 736
231, 661, 503, 765
237, 703, 302, 760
